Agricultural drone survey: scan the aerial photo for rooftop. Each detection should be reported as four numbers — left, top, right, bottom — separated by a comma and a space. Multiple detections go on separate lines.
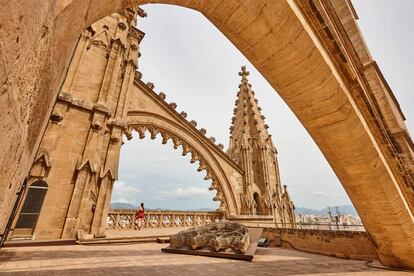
0, 242, 410, 275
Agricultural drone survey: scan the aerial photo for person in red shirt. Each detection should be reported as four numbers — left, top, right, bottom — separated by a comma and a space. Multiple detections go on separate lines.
136, 202, 145, 230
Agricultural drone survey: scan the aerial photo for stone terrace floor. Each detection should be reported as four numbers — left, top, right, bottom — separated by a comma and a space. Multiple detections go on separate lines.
0, 243, 412, 275
105, 227, 189, 239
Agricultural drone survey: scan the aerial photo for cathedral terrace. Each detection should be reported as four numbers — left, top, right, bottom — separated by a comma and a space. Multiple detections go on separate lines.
0, 0, 413, 273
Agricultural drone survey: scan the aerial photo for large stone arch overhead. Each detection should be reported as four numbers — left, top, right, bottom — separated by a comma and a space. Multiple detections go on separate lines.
96, 1, 414, 267
0, 0, 413, 269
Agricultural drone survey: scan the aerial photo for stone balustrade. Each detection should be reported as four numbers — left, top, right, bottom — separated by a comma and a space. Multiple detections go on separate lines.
297, 223, 365, 232
106, 209, 224, 230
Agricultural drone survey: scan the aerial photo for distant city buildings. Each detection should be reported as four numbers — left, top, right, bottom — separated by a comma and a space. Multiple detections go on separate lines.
296, 213, 364, 231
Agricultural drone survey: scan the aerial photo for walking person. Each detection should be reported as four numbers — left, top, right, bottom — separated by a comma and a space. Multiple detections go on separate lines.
136, 202, 145, 231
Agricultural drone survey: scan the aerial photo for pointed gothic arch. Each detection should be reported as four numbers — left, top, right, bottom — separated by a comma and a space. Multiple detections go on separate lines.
1, 1, 414, 268
13, 181, 49, 237
122, 122, 234, 213
123, 110, 243, 215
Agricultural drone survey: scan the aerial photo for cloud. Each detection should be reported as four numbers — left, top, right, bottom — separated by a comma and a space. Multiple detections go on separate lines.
111, 181, 142, 204
311, 192, 332, 199
115, 197, 131, 204
155, 186, 211, 200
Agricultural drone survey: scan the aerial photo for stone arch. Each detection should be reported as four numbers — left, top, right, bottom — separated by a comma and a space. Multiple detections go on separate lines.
124, 112, 242, 216
1, 0, 413, 269
103, 2, 413, 268
13, 180, 49, 237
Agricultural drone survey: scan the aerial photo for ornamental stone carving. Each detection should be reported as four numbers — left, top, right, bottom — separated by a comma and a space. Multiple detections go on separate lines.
50, 112, 63, 123
189, 120, 197, 127
9, 12, 295, 244
146, 82, 154, 89
170, 221, 250, 254
158, 92, 166, 100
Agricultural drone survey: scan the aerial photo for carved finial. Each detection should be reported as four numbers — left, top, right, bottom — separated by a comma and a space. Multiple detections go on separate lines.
218, 143, 224, 150
137, 7, 147, 18
209, 137, 216, 143
189, 120, 197, 127
146, 82, 154, 90
239, 66, 250, 82
180, 111, 187, 118
199, 128, 207, 135
135, 71, 142, 80
158, 92, 166, 100
169, 102, 177, 109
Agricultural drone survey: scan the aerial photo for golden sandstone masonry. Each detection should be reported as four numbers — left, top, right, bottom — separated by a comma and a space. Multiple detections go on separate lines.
8, 9, 295, 241
0, 0, 413, 269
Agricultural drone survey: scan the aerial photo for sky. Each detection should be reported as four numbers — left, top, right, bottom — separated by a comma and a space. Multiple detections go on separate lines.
111, 1, 414, 210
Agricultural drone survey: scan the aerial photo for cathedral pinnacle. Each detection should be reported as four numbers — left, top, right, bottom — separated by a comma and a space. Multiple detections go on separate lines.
239, 66, 249, 83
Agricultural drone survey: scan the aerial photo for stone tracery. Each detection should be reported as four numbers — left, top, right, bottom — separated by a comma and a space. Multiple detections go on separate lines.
0, 0, 413, 269
123, 123, 228, 212
7, 8, 299, 243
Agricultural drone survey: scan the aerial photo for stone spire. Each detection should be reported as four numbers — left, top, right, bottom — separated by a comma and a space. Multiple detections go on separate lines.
228, 66, 273, 154
227, 66, 295, 226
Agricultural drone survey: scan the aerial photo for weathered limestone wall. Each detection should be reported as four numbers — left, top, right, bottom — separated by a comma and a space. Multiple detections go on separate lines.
0, 0, 83, 234
7, 9, 143, 240
8, 8, 252, 240
262, 228, 378, 261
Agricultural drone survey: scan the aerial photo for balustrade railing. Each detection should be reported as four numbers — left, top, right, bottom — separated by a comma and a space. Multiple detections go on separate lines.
106, 209, 225, 230
297, 222, 365, 231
